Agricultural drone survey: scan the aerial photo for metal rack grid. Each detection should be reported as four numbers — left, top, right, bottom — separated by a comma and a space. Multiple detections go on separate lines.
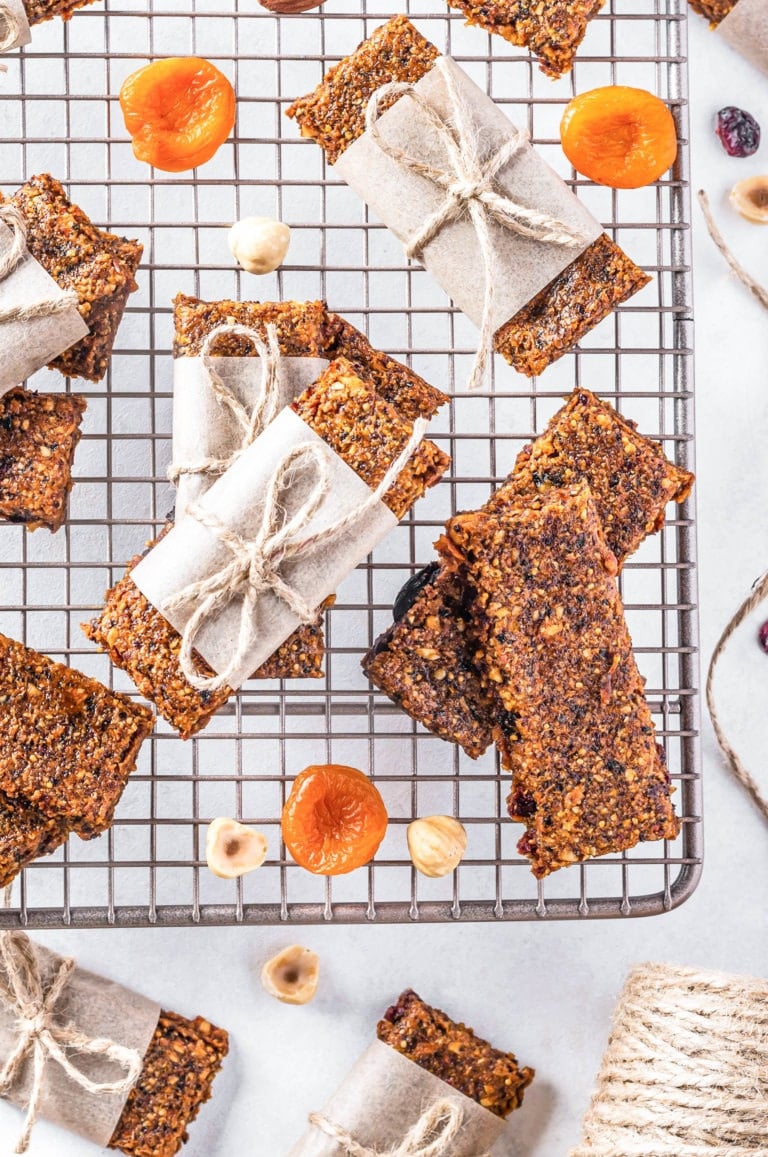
0, 0, 700, 927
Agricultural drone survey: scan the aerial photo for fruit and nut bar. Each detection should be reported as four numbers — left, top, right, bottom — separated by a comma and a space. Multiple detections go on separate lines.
4, 174, 142, 382
439, 484, 680, 876
84, 537, 328, 740
378, 989, 534, 1118
447, 0, 603, 77
22, 0, 100, 28
688, 0, 737, 24
0, 386, 86, 532
173, 293, 446, 423
109, 1011, 229, 1157
292, 357, 449, 521
364, 388, 693, 756
287, 16, 649, 378
0, 633, 154, 839
0, 791, 69, 888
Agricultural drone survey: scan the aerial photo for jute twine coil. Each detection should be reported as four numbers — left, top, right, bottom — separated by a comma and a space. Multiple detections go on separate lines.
0, 204, 79, 325
366, 56, 585, 393
308, 1099, 490, 1156
570, 962, 768, 1157
698, 189, 768, 822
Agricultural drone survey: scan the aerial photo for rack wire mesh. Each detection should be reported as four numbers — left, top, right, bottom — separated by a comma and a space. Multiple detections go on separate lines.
0, 0, 700, 927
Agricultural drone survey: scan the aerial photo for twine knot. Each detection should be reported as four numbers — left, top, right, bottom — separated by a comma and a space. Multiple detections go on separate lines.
0, 203, 79, 326
168, 321, 281, 488
165, 417, 428, 692
366, 56, 586, 392
308, 1098, 491, 1157
0, 927, 142, 1154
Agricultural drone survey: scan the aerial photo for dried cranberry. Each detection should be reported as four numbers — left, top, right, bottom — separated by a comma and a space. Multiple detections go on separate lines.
715, 106, 761, 158
758, 620, 768, 653
392, 562, 440, 622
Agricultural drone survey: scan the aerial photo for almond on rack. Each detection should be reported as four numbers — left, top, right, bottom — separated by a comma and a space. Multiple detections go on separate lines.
258, 0, 324, 12
261, 945, 320, 1004
730, 176, 768, 224
205, 817, 268, 878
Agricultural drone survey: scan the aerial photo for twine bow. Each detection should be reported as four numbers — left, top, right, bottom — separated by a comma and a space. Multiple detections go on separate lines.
166, 417, 428, 692
365, 56, 586, 392
309, 1099, 491, 1157
0, 928, 143, 1154
167, 321, 282, 488
0, 204, 79, 325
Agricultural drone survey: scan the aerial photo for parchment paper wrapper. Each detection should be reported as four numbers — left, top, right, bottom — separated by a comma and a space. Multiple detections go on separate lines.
334, 56, 603, 333
172, 354, 329, 520
288, 1040, 505, 1156
0, 220, 89, 393
0, 0, 31, 53
133, 406, 398, 688
718, 0, 768, 75
0, 941, 160, 1146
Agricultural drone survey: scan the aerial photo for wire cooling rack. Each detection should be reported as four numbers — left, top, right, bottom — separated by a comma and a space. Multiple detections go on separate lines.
0, 0, 700, 928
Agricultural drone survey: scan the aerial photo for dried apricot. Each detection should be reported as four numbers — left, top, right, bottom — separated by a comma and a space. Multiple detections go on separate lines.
560, 86, 678, 189
120, 57, 236, 173
281, 764, 388, 875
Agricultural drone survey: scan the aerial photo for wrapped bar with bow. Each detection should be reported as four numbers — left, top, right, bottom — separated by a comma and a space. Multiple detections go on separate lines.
287, 16, 651, 386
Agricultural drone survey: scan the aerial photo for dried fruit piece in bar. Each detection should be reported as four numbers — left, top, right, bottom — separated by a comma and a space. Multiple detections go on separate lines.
4, 174, 142, 382
0, 791, 69, 888
109, 1010, 229, 1157
0, 634, 154, 839
287, 16, 649, 378
378, 989, 534, 1117
364, 388, 693, 757
439, 483, 681, 875
446, 0, 604, 77
0, 386, 86, 532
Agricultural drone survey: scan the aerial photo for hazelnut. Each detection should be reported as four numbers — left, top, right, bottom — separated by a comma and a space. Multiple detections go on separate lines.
205, 818, 268, 879
228, 216, 291, 275
261, 945, 319, 1004
258, 0, 323, 9
730, 176, 768, 224
407, 815, 468, 878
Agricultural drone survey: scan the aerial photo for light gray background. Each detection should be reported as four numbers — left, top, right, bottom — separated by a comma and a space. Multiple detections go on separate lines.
1, 10, 767, 1156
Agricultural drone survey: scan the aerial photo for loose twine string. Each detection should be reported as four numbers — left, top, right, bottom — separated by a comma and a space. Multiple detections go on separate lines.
166, 416, 428, 692
0, 204, 79, 324
569, 962, 768, 1157
697, 188, 768, 822
0, 888, 142, 1154
365, 56, 586, 393
308, 1099, 491, 1157
167, 321, 281, 487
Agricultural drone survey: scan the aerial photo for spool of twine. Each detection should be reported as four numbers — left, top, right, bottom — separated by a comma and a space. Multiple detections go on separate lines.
569, 962, 768, 1157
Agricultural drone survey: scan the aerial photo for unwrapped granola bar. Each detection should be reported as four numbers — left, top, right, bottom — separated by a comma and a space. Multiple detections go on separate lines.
4, 175, 142, 382
0, 791, 68, 888
364, 388, 693, 756
109, 1010, 229, 1157
0, 386, 86, 532
0, 633, 154, 838
439, 483, 680, 875
287, 16, 649, 378
22, 0, 100, 28
447, 0, 604, 76
688, 0, 737, 24
378, 989, 534, 1118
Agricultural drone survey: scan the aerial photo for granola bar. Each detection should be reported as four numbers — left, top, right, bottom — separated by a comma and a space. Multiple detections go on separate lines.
5, 175, 142, 382
84, 539, 328, 740
0, 633, 154, 838
688, 0, 737, 24
286, 17, 648, 377
172, 293, 446, 422
109, 1011, 229, 1157
0, 386, 86, 532
0, 791, 69, 888
22, 0, 100, 28
378, 989, 534, 1118
438, 483, 680, 875
364, 388, 693, 756
447, 0, 604, 76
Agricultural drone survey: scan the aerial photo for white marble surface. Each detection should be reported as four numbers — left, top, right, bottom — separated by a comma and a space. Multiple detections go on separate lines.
4, 12, 768, 1156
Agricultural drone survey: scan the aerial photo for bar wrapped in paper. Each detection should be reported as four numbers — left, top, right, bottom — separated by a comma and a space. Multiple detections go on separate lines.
132, 406, 401, 690
171, 353, 329, 519
0, 215, 89, 394
288, 1041, 505, 1156
0, 0, 31, 53
333, 55, 602, 336
717, 0, 768, 75
0, 938, 160, 1147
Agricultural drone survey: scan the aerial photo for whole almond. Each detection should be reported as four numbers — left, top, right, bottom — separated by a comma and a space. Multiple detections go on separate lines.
258, 0, 324, 11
